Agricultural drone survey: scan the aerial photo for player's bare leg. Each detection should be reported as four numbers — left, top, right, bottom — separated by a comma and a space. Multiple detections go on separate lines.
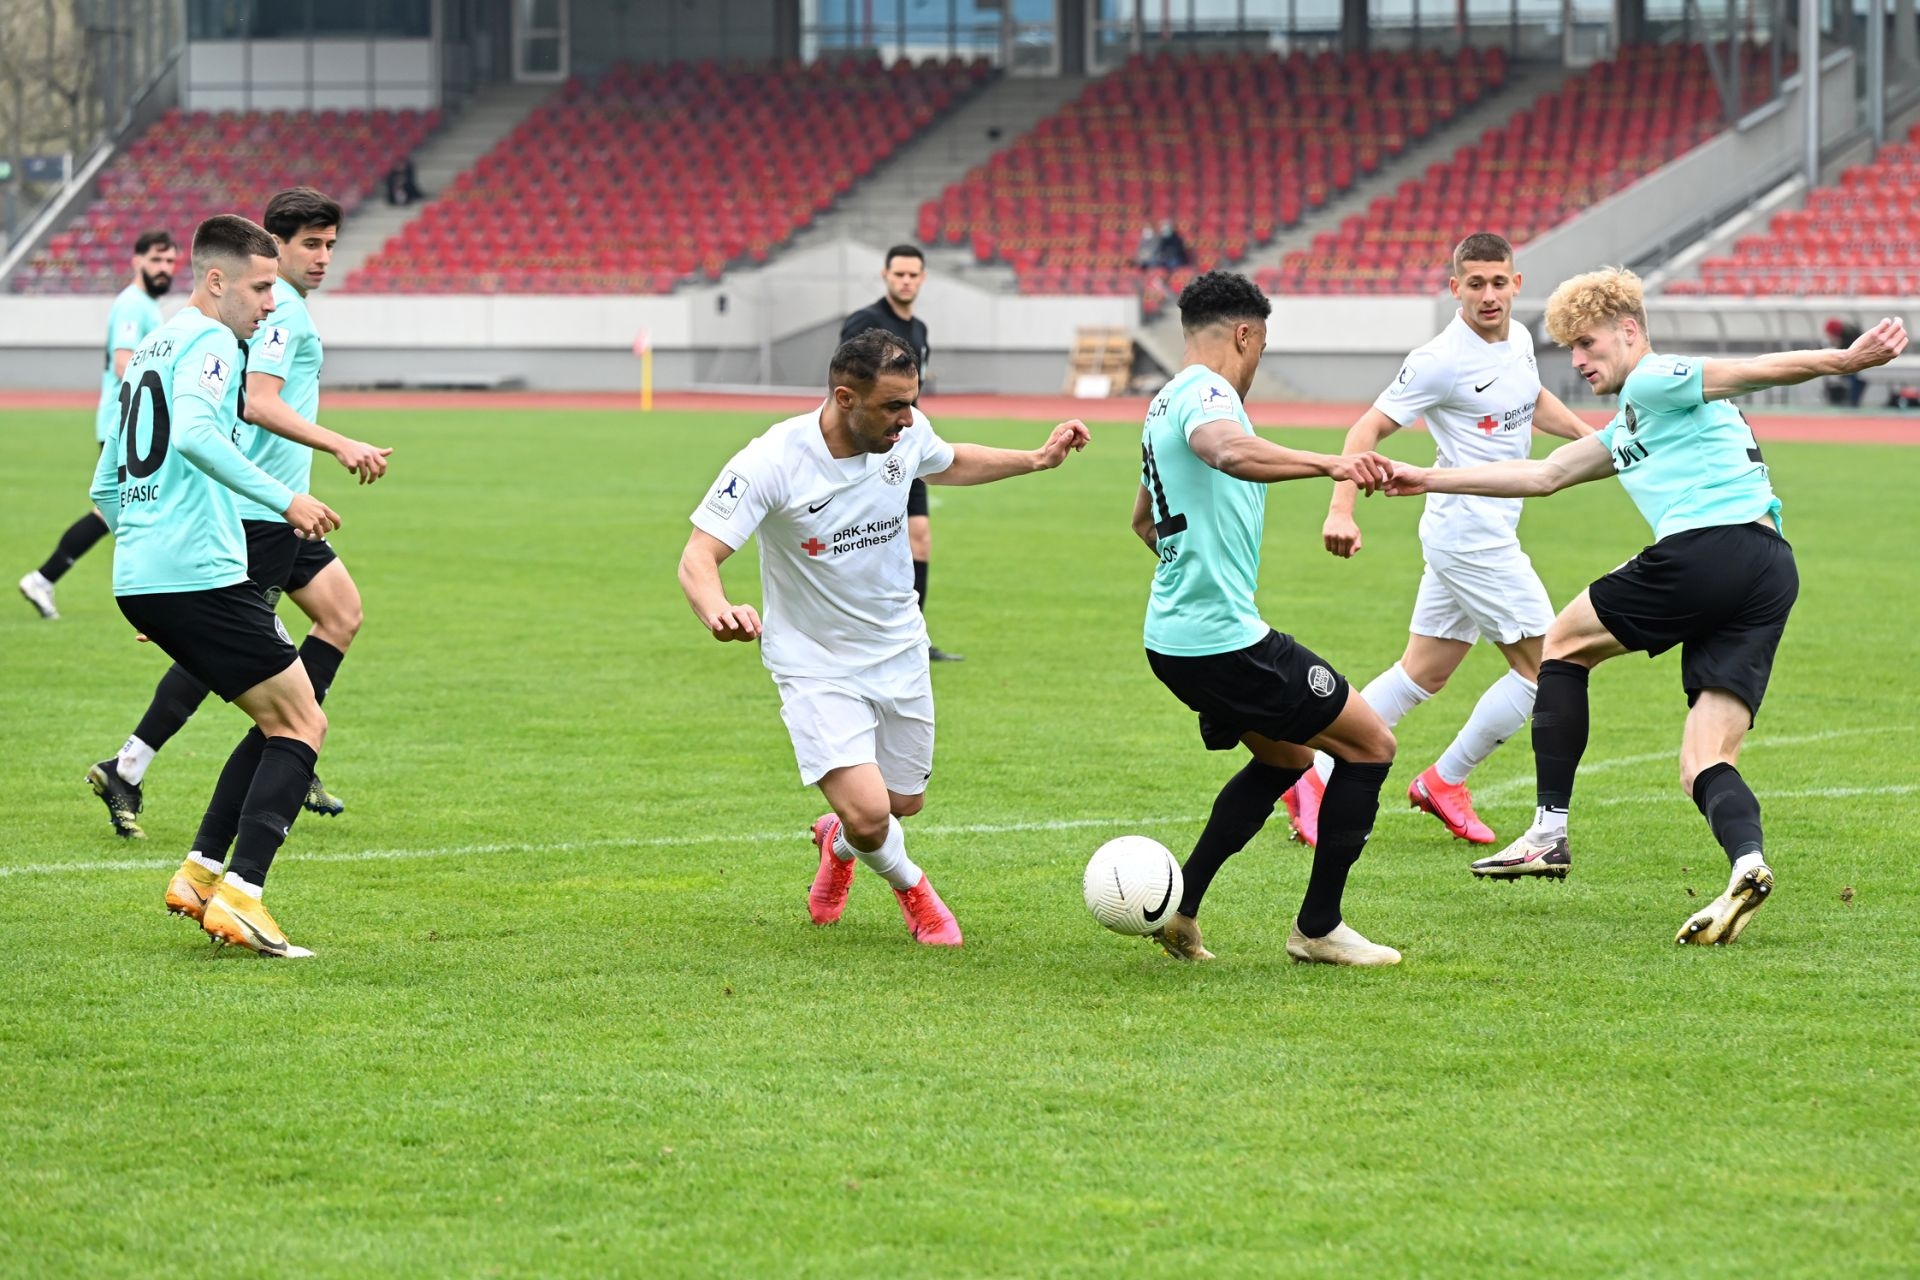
1289, 633, 1464, 847
812, 763, 957, 944
1474, 592, 1628, 880
1286, 693, 1402, 965
1676, 689, 1774, 944
288, 558, 362, 816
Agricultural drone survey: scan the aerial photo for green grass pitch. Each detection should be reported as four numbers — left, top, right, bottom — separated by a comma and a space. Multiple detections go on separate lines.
2, 404, 1916, 1278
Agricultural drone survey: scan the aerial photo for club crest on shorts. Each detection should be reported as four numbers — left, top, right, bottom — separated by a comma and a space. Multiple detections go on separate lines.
1308, 665, 1336, 697
273, 615, 292, 646
882, 456, 907, 485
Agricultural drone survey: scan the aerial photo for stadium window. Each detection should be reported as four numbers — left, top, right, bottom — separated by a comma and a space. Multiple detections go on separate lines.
313, 0, 372, 35
372, 0, 433, 37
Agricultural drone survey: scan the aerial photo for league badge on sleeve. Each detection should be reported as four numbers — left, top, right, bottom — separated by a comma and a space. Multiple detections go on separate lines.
198, 352, 232, 395
1670, 360, 1691, 378
706, 470, 748, 518
255, 326, 291, 366
1199, 383, 1236, 416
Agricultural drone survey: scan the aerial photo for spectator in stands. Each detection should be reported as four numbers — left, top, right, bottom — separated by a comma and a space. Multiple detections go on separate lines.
1134, 225, 1160, 269
1152, 221, 1193, 270
386, 156, 424, 206
842, 245, 961, 662
1823, 318, 1867, 406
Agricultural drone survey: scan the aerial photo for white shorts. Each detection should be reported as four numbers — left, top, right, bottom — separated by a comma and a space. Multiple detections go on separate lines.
1409, 542, 1555, 646
773, 644, 934, 794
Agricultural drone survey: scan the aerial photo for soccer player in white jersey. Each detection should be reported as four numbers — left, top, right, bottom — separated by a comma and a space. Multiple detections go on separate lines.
1285, 233, 1595, 853
679, 330, 1089, 946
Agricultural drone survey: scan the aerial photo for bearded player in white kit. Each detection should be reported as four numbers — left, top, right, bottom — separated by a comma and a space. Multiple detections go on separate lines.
678, 329, 1089, 946
1285, 233, 1596, 858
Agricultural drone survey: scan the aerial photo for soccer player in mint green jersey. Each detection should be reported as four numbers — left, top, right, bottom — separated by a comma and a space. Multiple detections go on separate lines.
1131, 272, 1404, 967
1387, 266, 1908, 945
88, 188, 390, 841
17, 229, 175, 620
91, 213, 344, 958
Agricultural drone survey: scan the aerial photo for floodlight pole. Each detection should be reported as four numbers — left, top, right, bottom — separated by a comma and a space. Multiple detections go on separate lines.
1801, 0, 1820, 187
1867, 0, 1886, 149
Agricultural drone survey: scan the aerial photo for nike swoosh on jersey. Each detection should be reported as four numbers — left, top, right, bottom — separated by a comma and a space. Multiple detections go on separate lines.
807, 496, 834, 514
1142, 864, 1175, 924
1474, 377, 1499, 393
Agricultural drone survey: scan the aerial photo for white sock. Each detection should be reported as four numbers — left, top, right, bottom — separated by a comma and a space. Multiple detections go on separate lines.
829, 824, 858, 862
222, 871, 263, 898
851, 816, 921, 891
1532, 806, 1569, 840
117, 734, 157, 786
1733, 850, 1767, 876
1435, 671, 1537, 785
188, 851, 223, 875
1315, 662, 1432, 783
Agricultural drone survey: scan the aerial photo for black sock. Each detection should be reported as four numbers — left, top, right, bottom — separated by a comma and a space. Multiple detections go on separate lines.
192, 729, 267, 863
38, 512, 109, 583
132, 664, 212, 753
1178, 759, 1304, 917
912, 559, 928, 612
1692, 762, 1765, 866
1297, 759, 1391, 939
227, 737, 319, 888
298, 636, 346, 706
1532, 659, 1591, 812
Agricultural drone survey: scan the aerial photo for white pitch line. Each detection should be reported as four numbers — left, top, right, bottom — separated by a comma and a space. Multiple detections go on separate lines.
5, 779, 1915, 881
1469, 725, 1904, 805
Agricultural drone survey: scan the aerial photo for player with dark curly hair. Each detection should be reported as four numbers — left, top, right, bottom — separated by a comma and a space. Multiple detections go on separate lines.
1133, 271, 1405, 967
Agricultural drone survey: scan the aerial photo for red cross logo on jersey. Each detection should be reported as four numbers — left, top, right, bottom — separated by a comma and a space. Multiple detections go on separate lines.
801, 537, 827, 557
1475, 414, 1499, 435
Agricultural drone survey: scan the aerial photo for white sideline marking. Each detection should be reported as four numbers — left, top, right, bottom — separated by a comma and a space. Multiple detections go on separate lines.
7, 728, 1904, 881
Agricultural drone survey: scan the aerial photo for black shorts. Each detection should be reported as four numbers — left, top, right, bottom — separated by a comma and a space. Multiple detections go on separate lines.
244, 519, 339, 599
116, 583, 299, 702
1588, 522, 1799, 718
1148, 629, 1351, 750
906, 477, 929, 519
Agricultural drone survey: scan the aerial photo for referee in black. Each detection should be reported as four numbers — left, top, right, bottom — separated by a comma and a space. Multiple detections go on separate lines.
842, 243, 961, 661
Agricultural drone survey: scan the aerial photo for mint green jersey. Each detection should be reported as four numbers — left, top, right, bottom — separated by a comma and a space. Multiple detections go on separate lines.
97, 285, 164, 443
90, 309, 296, 596
1596, 353, 1782, 542
234, 276, 322, 522
1141, 364, 1270, 656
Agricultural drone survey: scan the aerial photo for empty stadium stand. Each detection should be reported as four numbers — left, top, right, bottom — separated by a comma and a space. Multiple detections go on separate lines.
916, 48, 1508, 302
11, 108, 440, 294
345, 56, 993, 294
1261, 44, 1788, 295
1671, 121, 1920, 296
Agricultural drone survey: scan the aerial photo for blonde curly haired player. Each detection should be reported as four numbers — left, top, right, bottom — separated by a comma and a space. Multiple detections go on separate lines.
1385, 265, 1907, 944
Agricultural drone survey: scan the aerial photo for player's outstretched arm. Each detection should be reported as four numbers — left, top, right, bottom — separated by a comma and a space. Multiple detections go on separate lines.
1190, 420, 1394, 492
171, 394, 340, 538
678, 529, 762, 643
244, 372, 393, 484
1324, 407, 1403, 557
1533, 388, 1600, 439
1389, 434, 1614, 499
925, 419, 1090, 486
1700, 317, 1908, 402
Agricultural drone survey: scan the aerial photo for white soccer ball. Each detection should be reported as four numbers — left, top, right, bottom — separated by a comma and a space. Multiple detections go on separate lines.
1083, 835, 1183, 936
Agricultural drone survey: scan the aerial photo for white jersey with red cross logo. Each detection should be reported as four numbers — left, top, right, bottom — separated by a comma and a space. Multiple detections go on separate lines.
1373, 312, 1542, 552
690, 404, 955, 678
